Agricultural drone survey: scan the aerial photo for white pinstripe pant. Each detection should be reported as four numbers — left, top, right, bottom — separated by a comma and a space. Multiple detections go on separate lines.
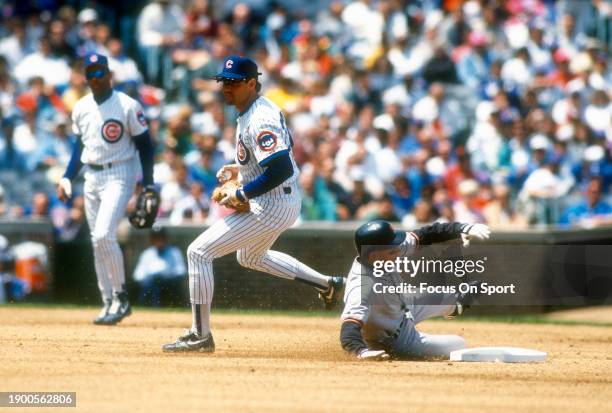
187, 196, 312, 305
84, 159, 137, 301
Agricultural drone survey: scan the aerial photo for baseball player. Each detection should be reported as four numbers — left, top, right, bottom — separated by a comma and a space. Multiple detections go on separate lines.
341, 220, 490, 360
57, 53, 156, 325
163, 56, 343, 352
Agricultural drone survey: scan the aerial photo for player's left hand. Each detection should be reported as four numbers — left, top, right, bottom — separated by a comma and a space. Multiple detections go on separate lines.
461, 223, 491, 247
219, 186, 245, 206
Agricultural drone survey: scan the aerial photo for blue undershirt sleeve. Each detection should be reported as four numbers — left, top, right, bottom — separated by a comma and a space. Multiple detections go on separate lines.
63, 137, 84, 181
242, 149, 293, 199
133, 130, 155, 186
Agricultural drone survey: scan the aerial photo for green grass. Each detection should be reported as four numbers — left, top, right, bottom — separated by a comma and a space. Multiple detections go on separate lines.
3, 303, 612, 327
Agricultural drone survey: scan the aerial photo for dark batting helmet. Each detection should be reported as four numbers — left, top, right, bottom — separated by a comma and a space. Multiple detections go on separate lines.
354, 220, 406, 257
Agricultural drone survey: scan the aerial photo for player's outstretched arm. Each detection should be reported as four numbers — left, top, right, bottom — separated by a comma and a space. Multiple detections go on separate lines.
58, 137, 84, 202
340, 319, 390, 361
412, 222, 490, 246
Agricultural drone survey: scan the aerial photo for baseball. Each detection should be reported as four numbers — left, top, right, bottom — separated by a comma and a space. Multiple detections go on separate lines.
222, 170, 232, 181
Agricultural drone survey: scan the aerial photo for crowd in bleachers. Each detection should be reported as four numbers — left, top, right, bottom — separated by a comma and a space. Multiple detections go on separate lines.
0, 0, 611, 237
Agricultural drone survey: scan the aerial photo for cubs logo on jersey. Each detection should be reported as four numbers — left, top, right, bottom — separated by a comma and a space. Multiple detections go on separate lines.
256, 131, 277, 152
101, 119, 124, 143
237, 138, 250, 165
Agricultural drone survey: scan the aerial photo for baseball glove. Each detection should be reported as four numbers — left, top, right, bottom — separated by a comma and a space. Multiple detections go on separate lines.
129, 186, 160, 229
212, 179, 250, 212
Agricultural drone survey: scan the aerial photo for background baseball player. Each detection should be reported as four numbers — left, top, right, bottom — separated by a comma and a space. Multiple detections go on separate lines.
57, 53, 156, 325
163, 56, 343, 352
341, 220, 490, 360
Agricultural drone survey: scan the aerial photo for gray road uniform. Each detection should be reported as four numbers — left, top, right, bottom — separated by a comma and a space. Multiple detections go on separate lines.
340, 222, 484, 359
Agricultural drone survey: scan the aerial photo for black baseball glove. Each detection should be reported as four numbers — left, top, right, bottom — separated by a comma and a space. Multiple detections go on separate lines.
129, 186, 160, 229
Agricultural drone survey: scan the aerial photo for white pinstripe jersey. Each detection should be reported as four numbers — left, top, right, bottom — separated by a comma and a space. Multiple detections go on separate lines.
71, 90, 148, 165
234, 96, 299, 202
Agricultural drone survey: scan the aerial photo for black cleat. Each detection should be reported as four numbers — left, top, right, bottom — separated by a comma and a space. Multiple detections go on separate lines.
97, 292, 131, 325
319, 276, 345, 310
162, 331, 215, 353
449, 281, 485, 317
93, 299, 112, 325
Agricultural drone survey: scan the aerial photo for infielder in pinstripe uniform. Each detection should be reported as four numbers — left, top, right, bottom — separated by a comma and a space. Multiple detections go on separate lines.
58, 53, 156, 325
163, 56, 344, 352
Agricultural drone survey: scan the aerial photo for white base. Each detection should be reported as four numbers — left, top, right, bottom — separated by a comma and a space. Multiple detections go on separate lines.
450, 347, 547, 363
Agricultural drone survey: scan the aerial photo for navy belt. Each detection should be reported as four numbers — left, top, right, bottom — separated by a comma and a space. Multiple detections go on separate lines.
88, 163, 113, 171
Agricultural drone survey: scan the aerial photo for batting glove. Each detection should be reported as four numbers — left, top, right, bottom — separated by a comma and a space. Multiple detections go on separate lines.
357, 349, 391, 361
58, 177, 72, 200
219, 186, 247, 206
461, 223, 491, 247
216, 164, 239, 183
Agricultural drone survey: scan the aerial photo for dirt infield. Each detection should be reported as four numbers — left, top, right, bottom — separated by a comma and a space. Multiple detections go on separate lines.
1, 307, 611, 413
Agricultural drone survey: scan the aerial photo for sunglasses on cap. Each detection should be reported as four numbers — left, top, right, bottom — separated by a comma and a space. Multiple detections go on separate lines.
86, 69, 107, 80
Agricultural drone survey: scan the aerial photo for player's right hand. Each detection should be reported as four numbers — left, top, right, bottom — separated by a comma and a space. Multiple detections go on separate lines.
57, 177, 72, 202
216, 164, 239, 183
357, 349, 391, 361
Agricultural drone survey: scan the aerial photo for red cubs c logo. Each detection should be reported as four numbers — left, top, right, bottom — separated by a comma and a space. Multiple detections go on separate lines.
237, 138, 250, 165
101, 119, 124, 143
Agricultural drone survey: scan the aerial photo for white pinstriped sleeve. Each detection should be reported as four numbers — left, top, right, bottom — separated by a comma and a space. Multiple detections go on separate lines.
249, 110, 289, 165
71, 103, 81, 135
127, 100, 148, 136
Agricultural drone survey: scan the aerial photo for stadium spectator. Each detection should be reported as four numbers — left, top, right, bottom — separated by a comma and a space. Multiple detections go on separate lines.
160, 161, 192, 217
107, 38, 143, 95
28, 192, 50, 220
52, 195, 87, 242
14, 37, 70, 88
300, 165, 337, 221
560, 178, 612, 227
169, 181, 210, 225
137, 0, 184, 89
132, 226, 186, 306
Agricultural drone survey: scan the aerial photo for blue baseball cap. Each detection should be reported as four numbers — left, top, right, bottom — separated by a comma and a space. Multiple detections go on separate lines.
84, 53, 109, 69
214, 56, 261, 81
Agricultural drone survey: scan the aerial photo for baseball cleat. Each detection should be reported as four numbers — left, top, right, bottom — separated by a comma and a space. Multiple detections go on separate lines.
162, 331, 215, 353
319, 276, 345, 310
92, 299, 112, 325
97, 292, 131, 325
448, 281, 485, 317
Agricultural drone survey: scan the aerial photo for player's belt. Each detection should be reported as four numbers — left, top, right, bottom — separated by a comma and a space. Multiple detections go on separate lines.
88, 162, 114, 171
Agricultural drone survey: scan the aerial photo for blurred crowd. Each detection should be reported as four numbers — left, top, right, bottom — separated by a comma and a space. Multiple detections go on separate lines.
0, 0, 611, 237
